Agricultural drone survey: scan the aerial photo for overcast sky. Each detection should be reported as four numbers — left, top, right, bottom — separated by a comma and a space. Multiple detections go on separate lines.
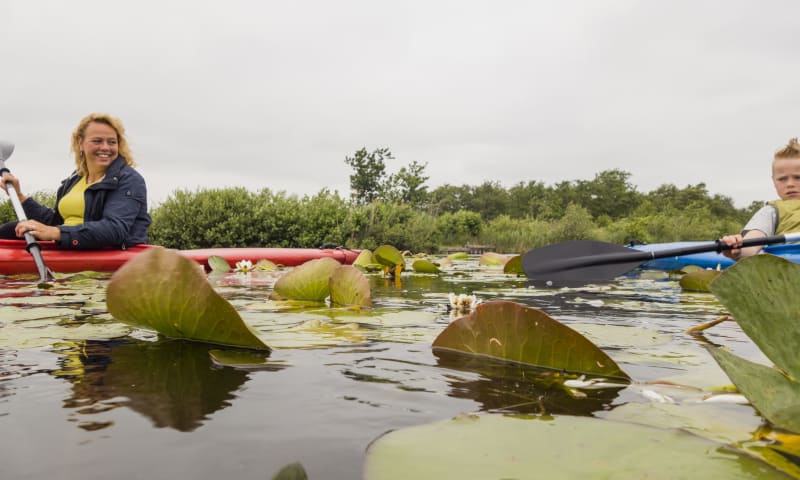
2, 0, 798, 209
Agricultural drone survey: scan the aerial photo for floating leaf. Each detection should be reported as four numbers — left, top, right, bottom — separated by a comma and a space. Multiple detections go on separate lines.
707, 346, 800, 433
364, 414, 786, 479
478, 251, 509, 266
502, 254, 523, 274
207, 255, 231, 273
255, 259, 279, 271
679, 270, 720, 292
329, 265, 372, 308
447, 251, 469, 260
709, 254, 800, 380
411, 259, 441, 274
432, 300, 630, 380
106, 247, 270, 351
353, 249, 374, 268
373, 245, 405, 268
270, 462, 309, 480
272, 257, 341, 302
209, 349, 287, 371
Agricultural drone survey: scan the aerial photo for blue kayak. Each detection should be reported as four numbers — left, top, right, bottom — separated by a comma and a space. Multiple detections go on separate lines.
633, 242, 800, 271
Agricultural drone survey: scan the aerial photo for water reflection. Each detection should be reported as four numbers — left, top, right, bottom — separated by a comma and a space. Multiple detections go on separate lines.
52, 339, 280, 432
434, 350, 623, 416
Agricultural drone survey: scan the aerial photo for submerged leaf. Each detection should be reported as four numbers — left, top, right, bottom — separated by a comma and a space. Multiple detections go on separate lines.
432, 300, 630, 380
411, 259, 441, 274
709, 254, 800, 380
679, 270, 720, 292
272, 257, 341, 302
707, 346, 800, 433
329, 265, 372, 308
106, 247, 270, 351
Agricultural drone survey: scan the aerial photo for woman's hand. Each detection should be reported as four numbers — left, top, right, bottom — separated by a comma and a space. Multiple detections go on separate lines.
0, 171, 27, 202
14, 220, 61, 241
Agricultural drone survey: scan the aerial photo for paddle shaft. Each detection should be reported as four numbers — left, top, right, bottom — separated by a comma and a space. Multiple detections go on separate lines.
0, 159, 54, 282
537, 233, 800, 274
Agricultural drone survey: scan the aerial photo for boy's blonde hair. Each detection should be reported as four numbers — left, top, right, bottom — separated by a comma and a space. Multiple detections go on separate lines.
774, 138, 800, 160
70, 113, 136, 177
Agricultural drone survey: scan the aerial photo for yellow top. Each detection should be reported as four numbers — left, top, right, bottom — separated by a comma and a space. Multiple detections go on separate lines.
58, 177, 96, 226
769, 199, 800, 235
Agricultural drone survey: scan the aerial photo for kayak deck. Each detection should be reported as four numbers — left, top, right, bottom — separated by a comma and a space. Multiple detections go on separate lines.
633, 241, 800, 271
0, 240, 360, 275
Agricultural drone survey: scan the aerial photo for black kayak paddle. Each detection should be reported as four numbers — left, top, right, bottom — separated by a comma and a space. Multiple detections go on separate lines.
0, 141, 54, 283
522, 233, 800, 285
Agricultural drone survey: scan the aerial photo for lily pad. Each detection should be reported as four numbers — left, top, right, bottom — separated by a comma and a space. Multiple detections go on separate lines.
478, 251, 509, 266
411, 259, 441, 274
709, 254, 800, 380
373, 245, 405, 268
679, 270, 720, 292
363, 414, 787, 479
353, 249, 374, 268
432, 300, 630, 380
207, 255, 231, 273
272, 257, 341, 302
707, 345, 800, 433
329, 265, 372, 308
106, 247, 270, 351
502, 254, 523, 274
447, 251, 469, 260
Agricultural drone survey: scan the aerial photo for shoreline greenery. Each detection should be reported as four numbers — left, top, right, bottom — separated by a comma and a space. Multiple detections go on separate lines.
0, 148, 763, 253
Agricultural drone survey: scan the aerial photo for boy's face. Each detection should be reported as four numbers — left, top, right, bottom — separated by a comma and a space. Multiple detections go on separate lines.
772, 157, 800, 200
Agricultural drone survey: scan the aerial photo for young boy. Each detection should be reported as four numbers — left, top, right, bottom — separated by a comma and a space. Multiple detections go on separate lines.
721, 138, 800, 260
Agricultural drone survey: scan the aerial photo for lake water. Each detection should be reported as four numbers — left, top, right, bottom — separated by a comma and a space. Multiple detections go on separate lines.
0, 258, 784, 479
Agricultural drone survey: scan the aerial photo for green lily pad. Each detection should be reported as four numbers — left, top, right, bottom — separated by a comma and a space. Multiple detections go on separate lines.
255, 259, 279, 271
478, 251, 509, 266
207, 255, 231, 273
329, 265, 372, 308
353, 249, 374, 268
272, 257, 341, 302
679, 270, 721, 292
373, 245, 405, 268
709, 254, 800, 380
707, 345, 800, 433
106, 247, 270, 351
432, 300, 630, 380
363, 414, 787, 479
447, 251, 469, 260
411, 259, 441, 274
502, 254, 523, 274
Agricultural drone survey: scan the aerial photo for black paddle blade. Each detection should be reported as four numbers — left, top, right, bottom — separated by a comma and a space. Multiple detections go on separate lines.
522, 240, 648, 286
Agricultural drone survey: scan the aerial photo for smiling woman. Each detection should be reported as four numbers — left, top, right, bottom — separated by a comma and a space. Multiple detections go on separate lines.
0, 113, 151, 249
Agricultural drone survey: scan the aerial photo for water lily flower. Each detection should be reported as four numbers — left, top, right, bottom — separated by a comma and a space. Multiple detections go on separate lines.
234, 259, 255, 273
448, 293, 479, 314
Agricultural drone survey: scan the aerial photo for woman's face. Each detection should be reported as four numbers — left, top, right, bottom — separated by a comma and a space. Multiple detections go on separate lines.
80, 121, 118, 173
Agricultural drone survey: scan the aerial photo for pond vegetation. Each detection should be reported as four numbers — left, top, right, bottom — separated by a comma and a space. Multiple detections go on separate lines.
1, 251, 799, 479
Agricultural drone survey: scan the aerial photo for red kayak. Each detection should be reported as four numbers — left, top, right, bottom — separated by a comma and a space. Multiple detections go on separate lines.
0, 239, 360, 275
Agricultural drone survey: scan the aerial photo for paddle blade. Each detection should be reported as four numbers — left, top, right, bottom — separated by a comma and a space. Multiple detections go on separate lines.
522, 240, 645, 286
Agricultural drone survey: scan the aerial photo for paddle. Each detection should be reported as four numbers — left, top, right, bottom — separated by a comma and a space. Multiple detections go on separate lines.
0, 141, 54, 283
522, 233, 800, 285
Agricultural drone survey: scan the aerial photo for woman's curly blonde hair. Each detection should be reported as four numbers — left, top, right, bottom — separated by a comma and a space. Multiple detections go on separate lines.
70, 113, 136, 177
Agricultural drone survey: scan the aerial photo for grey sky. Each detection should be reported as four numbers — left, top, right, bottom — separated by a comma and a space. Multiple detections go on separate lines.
2, 0, 798, 208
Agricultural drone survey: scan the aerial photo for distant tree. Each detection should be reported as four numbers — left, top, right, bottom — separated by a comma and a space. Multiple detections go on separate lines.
385, 160, 430, 206
345, 147, 391, 204
574, 169, 641, 219
507, 180, 549, 219
427, 184, 472, 215
464, 181, 510, 220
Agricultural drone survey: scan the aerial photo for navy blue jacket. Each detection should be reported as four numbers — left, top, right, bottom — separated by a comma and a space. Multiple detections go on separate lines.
22, 156, 151, 249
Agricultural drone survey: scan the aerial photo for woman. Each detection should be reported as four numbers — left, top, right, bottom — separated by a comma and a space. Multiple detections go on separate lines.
0, 113, 151, 249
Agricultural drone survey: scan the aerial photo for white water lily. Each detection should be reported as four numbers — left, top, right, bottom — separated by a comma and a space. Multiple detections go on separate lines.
448, 293, 480, 314
234, 259, 255, 273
